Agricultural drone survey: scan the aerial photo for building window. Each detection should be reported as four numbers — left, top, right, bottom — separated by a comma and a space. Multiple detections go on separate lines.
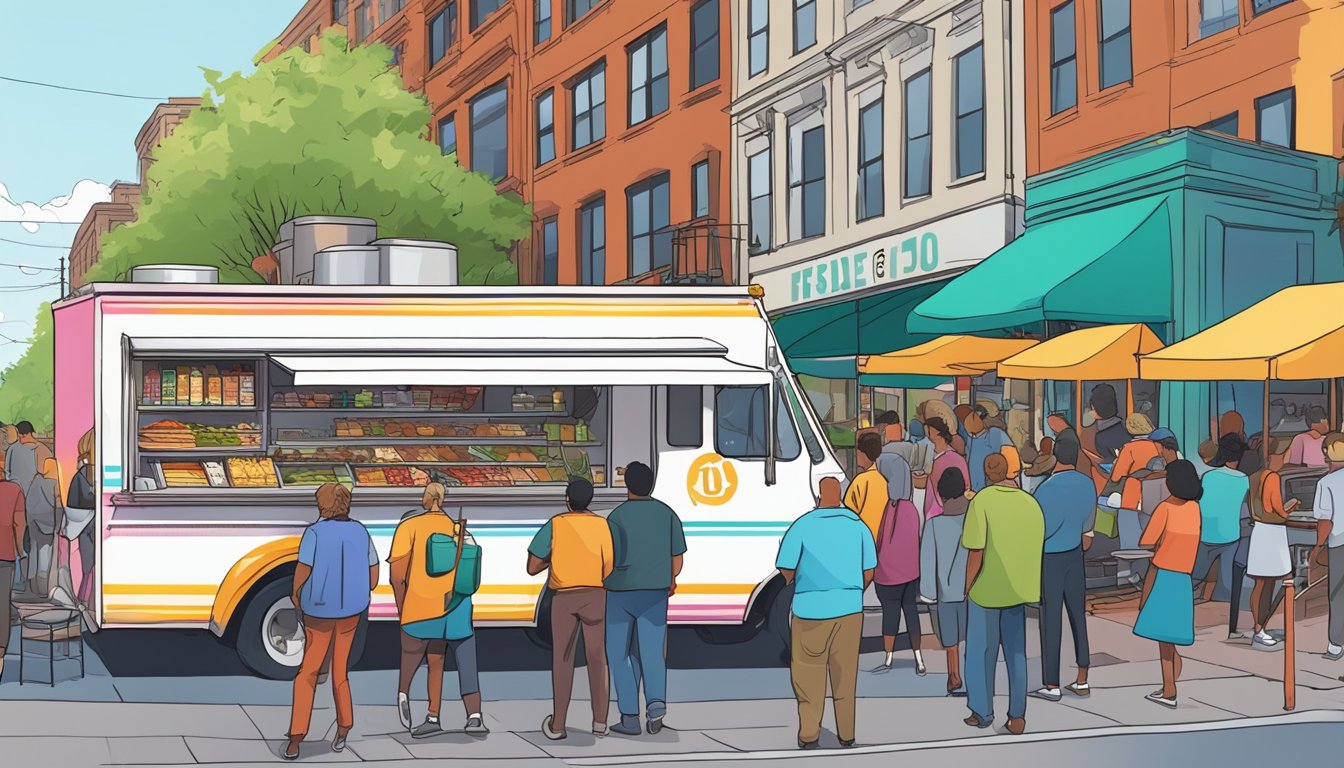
1201, 112, 1238, 137
535, 0, 552, 43
332, 0, 349, 24
1255, 87, 1294, 148
1050, 2, 1077, 114
567, 0, 600, 25
1097, 0, 1131, 90
627, 172, 673, 276
470, 0, 504, 31
692, 160, 710, 219
572, 62, 606, 150
540, 216, 558, 285
628, 26, 668, 126
666, 386, 703, 448
391, 43, 405, 68
748, 0, 768, 77
793, 0, 816, 54
955, 43, 985, 179
579, 197, 606, 285
856, 97, 883, 221
469, 82, 508, 181
536, 90, 555, 166
354, 2, 373, 41
788, 122, 825, 240
904, 69, 932, 199
378, 0, 405, 25
690, 0, 720, 90
748, 148, 771, 253
429, 2, 458, 65
1198, 0, 1238, 38
1252, 0, 1291, 14
438, 114, 457, 156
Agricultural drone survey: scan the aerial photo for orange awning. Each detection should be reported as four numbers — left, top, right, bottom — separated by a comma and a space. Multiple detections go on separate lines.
858, 335, 1038, 377
997, 324, 1164, 381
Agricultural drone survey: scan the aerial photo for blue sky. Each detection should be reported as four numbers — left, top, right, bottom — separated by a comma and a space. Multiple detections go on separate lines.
0, 0, 304, 370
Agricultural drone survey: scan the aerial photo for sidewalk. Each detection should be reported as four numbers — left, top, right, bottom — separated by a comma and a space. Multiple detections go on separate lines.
1, 593, 1341, 765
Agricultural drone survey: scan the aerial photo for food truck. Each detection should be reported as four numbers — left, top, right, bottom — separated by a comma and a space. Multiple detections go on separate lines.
52, 275, 844, 678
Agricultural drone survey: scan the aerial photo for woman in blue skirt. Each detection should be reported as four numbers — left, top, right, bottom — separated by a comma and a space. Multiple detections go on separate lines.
1133, 460, 1203, 709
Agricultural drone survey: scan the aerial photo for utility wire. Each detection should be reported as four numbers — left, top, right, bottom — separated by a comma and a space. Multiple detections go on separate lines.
0, 237, 70, 249
0, 74, 166, 101
0, 260, 61, 272
0, 281, 59, 293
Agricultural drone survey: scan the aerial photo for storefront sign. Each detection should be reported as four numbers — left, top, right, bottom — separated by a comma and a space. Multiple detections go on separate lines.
753, 202, 1017, 311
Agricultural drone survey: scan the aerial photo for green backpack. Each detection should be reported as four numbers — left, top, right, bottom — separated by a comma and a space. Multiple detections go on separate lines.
425, 517, 482, 614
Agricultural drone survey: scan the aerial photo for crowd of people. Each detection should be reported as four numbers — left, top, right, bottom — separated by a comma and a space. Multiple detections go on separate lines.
777, 387, 1344, 744
282, 461, 684, 760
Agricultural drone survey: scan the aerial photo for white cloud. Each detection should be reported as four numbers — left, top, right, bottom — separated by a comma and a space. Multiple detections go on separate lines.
0, 179, 112, 233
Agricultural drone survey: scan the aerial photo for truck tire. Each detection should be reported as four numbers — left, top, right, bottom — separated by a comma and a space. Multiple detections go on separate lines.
234, 576, 368, 680
764, 581, 794, 666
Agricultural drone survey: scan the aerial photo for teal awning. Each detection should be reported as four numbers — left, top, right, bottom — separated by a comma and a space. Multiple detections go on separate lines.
772, 278, 954, 383
908, 198, 1173, 334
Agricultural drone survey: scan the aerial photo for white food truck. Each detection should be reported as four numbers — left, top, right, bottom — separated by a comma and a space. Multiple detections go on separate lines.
52, 274, 845, 678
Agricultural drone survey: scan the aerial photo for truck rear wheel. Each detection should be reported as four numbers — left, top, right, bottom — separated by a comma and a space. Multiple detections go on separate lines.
523, 588, 554, 650
234, 576, 368, 680
764, 581, 794, 666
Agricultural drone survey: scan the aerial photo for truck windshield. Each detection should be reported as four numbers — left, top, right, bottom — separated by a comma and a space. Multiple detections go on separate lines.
714, 385, 801, 461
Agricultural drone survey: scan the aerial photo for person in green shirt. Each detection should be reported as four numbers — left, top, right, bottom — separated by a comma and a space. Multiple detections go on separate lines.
603, 461, 687, 736
961, 453, 1044, 736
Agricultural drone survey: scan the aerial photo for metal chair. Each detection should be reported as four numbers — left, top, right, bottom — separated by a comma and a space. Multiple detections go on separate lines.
18, 608, 84, 686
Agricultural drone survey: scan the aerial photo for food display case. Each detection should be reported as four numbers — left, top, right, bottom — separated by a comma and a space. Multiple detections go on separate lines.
132, 357, 610, 492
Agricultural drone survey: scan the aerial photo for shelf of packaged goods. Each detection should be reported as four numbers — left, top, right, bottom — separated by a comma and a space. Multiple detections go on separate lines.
270, 408, 571, 417
339, 461, 556, 467
139, 447, 267, 455
272, 438, 601, 447
138, 405, 261, 412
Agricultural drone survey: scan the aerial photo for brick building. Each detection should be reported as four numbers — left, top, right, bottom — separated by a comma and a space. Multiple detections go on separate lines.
1026, 0, 1344, 174
68, 98, 201, 288
268, 0, 735, 285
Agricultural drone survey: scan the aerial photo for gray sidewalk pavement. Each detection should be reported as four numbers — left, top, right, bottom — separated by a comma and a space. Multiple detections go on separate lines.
2, 597, 1342, 765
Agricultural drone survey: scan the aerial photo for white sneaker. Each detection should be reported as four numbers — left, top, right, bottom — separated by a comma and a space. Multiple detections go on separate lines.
1324, 644, 1344, 661
1252, 631, 1280, 649
1029, 687, 1062, 702
397, 692, 412, 730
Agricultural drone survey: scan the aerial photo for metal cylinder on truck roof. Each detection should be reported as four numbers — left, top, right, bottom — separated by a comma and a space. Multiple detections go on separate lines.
130, 265, 219, 284
284, 215, 377, 285
373, 238, 458, 286
313, 245, 380, 285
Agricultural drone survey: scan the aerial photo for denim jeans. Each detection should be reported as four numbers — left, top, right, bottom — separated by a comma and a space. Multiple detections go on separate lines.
1192, 540, 1239, 603
605, 589, 669, 719
965, 601, 1027, 722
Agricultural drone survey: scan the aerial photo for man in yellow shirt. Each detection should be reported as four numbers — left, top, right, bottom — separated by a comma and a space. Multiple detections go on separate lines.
845, 432, 887, 540
528, 478, 615, 739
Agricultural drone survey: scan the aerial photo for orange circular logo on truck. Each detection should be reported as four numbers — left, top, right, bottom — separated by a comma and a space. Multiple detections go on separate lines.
687, 453, 738, 506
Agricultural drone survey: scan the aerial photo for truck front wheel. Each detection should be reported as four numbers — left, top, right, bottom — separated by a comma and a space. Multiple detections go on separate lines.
234, 577, 367, 680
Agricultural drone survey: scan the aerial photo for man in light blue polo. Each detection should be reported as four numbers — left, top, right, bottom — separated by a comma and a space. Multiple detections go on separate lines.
776, 476, 876, 751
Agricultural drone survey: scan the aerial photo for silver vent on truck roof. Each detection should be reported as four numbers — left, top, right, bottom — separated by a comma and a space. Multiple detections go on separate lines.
313, 245, 381, 285
130, 265, 219, 284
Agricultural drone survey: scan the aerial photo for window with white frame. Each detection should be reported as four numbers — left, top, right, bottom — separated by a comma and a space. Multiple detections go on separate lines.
793, 0, 816, 54
748, 0, 768, 76
954, 43, 985, 179
788, 115, 825, 240
856, 89, 883, 222
903, 69, 932, 199
748, 146, 771, 253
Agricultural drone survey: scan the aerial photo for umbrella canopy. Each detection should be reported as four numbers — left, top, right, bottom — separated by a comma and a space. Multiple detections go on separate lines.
858, 335, 1038, 377
998, 323, 1164, 381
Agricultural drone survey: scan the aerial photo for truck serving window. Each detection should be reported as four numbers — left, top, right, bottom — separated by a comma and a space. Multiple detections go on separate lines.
714, 385, 801, 461
665, 385, 703, 447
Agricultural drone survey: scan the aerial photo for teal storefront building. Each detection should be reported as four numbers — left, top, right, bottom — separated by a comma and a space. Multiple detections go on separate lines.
909, 129, 1343, 453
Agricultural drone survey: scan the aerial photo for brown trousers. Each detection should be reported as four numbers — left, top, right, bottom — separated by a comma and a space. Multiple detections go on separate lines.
790, 613, 862, 744
288, 614, 359, 738
551, 587, 609, 730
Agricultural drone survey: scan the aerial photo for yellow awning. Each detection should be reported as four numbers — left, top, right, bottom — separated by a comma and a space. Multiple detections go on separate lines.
1140, 283, 1344, 381
997, 324, 1164, 381
858, 335, 1038, 377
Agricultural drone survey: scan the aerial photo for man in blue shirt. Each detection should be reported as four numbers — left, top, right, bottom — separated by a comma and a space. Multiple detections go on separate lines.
286, 483, 378, 761
776, 477, 876, 750
1029, 437, 1094, 702
963, 404, 1019, 491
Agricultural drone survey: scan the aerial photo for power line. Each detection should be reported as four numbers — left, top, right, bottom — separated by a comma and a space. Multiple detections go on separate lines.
0, 281, 59, 293
0, 74, 166, 101
0, 237, 70, 249
0, 261, 61, 272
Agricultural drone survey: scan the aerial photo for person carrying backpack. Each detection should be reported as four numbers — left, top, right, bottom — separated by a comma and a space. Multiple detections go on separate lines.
389, 482, 486, 739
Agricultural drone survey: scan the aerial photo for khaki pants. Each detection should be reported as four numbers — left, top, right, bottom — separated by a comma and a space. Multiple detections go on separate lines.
790, 613, 862, 744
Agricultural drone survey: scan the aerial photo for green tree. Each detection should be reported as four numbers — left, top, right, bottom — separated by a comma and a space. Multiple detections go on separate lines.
1, 29, 532, 430
0, 304, 54, 433
89, 27, 530, 284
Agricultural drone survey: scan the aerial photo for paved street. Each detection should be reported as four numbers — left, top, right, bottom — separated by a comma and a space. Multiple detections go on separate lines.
2, 595, 1342, 765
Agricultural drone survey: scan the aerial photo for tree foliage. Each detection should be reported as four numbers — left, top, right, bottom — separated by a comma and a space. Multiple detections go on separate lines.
88, 28, 530, 284
2, 29, 532, 430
